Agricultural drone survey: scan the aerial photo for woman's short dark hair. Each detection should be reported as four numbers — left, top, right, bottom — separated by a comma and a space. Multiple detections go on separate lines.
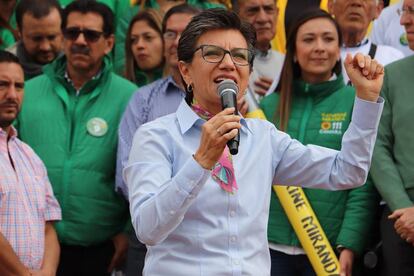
62, 0, 114, 36
178, 8, 256, 65
124, 8, 164, 82
275, 8, 342, 131
177, 8, 256, 104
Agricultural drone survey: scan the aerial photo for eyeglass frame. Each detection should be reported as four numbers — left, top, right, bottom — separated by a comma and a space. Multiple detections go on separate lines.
163, 30, 181, 41
193, 44, 254, 66
63, 27, 106, 43
397, 6, 414, 17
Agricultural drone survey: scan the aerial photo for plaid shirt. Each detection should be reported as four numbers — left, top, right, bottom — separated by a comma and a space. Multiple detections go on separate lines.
0, 126, 61, 269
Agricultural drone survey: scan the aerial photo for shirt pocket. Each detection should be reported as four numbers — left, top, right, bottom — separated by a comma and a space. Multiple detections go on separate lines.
0, 176, 14, 214
0, 184, 10, 210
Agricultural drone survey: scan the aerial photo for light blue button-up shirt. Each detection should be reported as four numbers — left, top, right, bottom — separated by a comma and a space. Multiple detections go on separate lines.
116, 76, 185, 197
124, 97, 383, 276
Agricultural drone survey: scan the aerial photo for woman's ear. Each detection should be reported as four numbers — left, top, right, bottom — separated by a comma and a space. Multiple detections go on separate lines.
178, 60, 192, 87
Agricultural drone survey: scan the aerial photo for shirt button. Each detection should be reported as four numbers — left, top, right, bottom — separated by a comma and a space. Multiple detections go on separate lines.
230, 236, 237, 242
169, 210, 176, 215
229, 210, 236, 217
233, 259, 240, 266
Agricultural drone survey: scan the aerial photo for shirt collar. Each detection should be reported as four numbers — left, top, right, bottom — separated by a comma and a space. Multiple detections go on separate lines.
64, 69, 103, 95
342, 37, 369, 49
0, 126, 17, 139
164, 75, 183, 93
255, 46, 272, 58
176, 100, 252, 135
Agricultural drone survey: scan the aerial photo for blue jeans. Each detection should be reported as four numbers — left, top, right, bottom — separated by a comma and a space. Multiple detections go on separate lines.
270, 249, 316, 276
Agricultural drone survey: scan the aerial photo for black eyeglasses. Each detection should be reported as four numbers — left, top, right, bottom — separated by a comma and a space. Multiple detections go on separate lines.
63, 27, 104, 43
194, 45, 253, 66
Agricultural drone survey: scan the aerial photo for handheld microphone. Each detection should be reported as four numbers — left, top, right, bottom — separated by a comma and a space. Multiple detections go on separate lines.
217, 79, 239, 155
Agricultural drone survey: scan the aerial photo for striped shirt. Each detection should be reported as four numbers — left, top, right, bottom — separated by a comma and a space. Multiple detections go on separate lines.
0, 126, 61, 269
116, 76, 185, 197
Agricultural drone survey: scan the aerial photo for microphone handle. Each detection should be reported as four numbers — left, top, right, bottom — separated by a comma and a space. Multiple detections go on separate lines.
221, 91, 239, 155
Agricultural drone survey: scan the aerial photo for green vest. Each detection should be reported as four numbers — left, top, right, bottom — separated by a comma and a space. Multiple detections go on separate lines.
17, 55, 137, 246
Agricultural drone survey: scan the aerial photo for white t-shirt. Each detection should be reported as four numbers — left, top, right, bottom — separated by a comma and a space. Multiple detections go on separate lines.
249, 49, 285, 102
341, 39, 404, 84
371, 1, 414, 57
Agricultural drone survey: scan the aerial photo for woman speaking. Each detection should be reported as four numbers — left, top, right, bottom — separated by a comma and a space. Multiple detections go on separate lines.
124, 8, 384, 276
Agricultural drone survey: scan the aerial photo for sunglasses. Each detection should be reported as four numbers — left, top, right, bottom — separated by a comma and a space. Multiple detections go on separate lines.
63, 27, 104, 43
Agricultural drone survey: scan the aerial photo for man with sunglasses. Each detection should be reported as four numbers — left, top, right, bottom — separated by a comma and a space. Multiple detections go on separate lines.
15, 1, 137, 275
371, 0, 414, 275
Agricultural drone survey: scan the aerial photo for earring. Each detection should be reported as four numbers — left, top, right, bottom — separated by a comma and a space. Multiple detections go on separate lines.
187, 83, 193, 93
293, 56, 297, 63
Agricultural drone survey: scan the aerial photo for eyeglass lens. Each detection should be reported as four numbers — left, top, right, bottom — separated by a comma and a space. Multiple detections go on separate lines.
201, 45, 251, 66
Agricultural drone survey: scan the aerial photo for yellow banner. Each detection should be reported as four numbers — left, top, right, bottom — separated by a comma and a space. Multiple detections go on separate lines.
246, 109, 266, 120
274, 186, 340, 276
246, 108, 340, 275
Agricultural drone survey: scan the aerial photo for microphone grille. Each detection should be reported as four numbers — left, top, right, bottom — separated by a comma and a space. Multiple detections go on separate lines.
217, 79, 238, 96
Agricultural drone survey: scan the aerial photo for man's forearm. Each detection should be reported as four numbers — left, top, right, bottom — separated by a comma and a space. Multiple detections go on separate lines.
41, 222, 60, 275
0, 232, 29, 276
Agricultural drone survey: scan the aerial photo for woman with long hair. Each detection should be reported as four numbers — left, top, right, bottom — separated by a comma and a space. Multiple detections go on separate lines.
260, 8, 379, 276
124, 8, 164, 87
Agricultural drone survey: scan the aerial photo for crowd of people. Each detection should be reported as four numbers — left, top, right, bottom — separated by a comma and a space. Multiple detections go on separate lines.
0, 0, 413, 276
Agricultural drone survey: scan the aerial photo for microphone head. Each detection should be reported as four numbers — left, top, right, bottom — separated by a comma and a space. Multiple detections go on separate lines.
217, 79, 238, 97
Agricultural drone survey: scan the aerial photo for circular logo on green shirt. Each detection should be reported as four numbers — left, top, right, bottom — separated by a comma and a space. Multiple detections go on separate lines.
400, 33, 409, 46
87, 117, 108, 137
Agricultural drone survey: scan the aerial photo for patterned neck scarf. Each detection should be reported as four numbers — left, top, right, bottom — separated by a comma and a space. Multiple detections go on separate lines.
191, 101, 238, 194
